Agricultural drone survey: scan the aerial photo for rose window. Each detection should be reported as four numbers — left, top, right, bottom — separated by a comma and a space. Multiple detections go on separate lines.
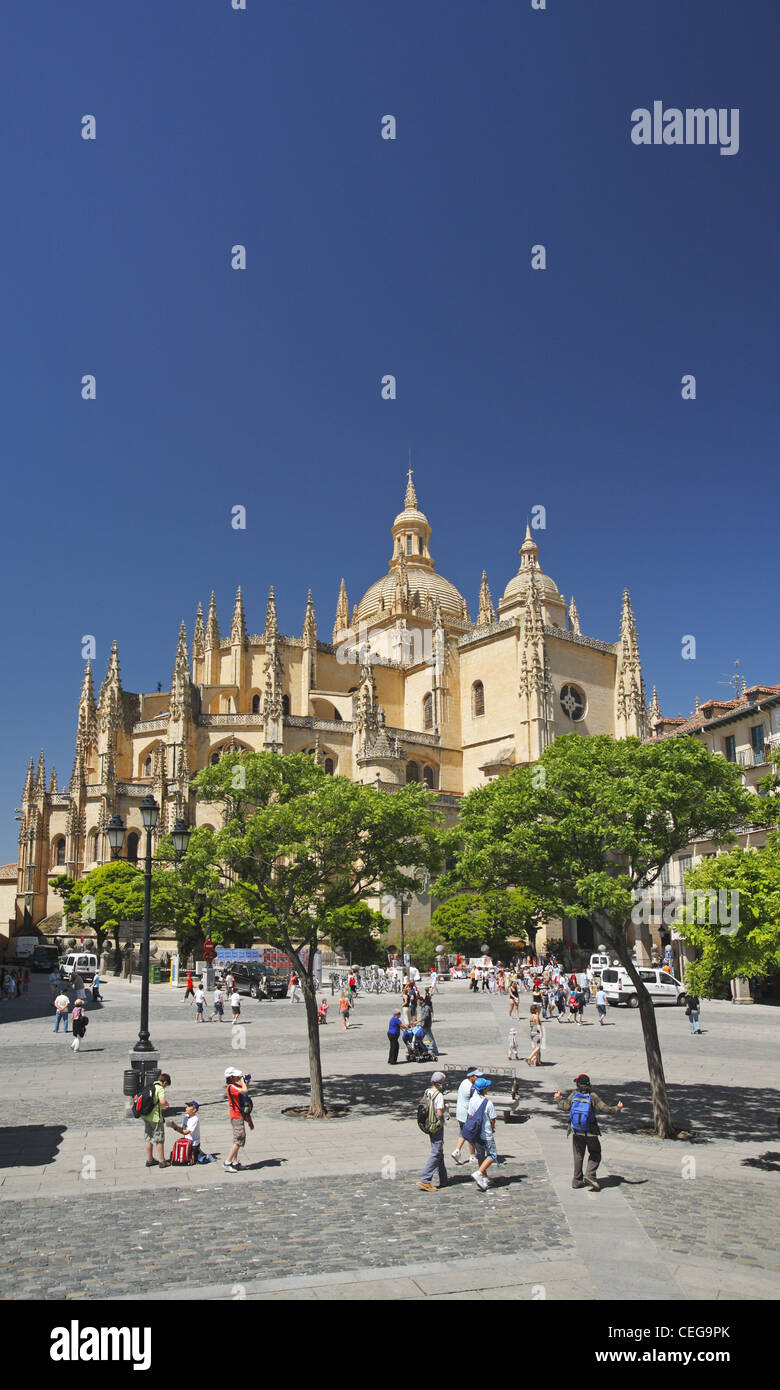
560, 684, 586, 721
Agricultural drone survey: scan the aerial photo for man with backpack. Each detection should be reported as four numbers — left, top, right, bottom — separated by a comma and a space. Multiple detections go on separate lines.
554, 1073, 624, 1191
417, 1070, 449, 1191
143, 1071, 171, 1168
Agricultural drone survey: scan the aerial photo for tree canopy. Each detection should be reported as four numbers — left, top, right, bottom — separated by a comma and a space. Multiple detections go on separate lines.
430, 888, 541, 959
676, 833, 780, 998
50, 860, 144, 952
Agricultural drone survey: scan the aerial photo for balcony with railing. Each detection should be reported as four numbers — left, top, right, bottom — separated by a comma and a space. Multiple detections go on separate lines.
737, 748, 768, 769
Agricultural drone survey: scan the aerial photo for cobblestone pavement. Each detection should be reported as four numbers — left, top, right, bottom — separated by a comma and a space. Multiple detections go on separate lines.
1, 975, 778, 1299
0, 1162, 568, 1300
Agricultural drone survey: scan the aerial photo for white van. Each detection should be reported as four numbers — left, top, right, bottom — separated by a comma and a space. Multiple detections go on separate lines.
601, 966, 686, 1008
589, 953, 611, 978
60, 952, 98, 982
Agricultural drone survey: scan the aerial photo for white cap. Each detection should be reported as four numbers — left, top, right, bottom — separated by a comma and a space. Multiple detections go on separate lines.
224, 1067, 243, 1079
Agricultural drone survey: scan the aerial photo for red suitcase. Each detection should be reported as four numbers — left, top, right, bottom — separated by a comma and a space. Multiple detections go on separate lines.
170, 1135, 194, 1165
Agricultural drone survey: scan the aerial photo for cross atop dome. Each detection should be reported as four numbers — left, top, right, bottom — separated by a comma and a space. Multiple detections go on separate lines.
405, 466, 417, 510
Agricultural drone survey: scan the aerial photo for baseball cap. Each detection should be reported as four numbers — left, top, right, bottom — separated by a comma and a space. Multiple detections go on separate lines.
431, 1071, 446, 1085
184, 1100, 199, 1109
465, 1067, 484, 1077
574, 1073, 591, 1087
474, 1078, 492, 1091
224, 1067, 243, 1079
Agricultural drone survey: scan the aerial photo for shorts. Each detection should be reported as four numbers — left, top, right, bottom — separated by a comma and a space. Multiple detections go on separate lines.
474, 1134, 499, 1165
597, 1005, 606, 1017
143, 1120, 165, 1145
231, 1117, 246, 1147
196, 1003, 204, 1013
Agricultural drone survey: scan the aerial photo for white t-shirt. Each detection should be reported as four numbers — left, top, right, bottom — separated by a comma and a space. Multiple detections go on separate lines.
194, 989, 205, 1006
213, 989, 223, 1006
467, 1089, 497, 1140
182, 1113, 201, 1145
54, 994, 70, 1012
456, 1077, 475, 1123
230, 992, 240, 1008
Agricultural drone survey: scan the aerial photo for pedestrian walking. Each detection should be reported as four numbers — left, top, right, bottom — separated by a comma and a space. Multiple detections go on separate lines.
595, 986, 607, 1024
289, 971, 301, 1004
508, 976, 519, 1018
450, 1066, 482, 1166
53, 990, 70, 1032
317, 997, 329, 1024
230, 989, 241, 1023
48, 968, 61, 1003
91, 971, 101, 1005
210, 986, 224, 1022
417, 1070, 449, 1191
144, 1071, 171, 1168
169, 1100, 202, 1163
526, 1005, 543, 1066
429, 967, 439, 995
480, 969, 489, 992
685, 993, 702, 1034
400, 986, 412, 1028
507, 1027, 520, 1061
420, 991, 439, 1059
70, 1000, 89, 1052
338, 990, 351, 1029
72, 972, 87, 1005
409, 982, 419, 1022
22, 969, 30, 995
194, 985, 206, 1022
554, 1073, 624, 1192
387, 1010, 402, 1063
568, 990, 582, 1024
223, 1067, 250, 1171
465, 1078, 499, 1190
183, 972, 194, 1002
470, 968, 478, 993
554, 984, 567, 1021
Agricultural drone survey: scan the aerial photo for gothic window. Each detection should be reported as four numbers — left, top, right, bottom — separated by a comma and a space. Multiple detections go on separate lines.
143, 755, 153, 777
282, 695, 290, 716
127, 832, 140, 864
324, 757, 334, 775
472, 681, 485, 717
54, 837, 66, 866
222, 695, 233, 713
89, 830, 100, 862
406, 761, 420, 783
407, 535, 412, 555
423, 693, 433, 730
210, 750, 220, 766
560, 684, 586, 721
251, 694, 261, 714
423, 765, 436, 789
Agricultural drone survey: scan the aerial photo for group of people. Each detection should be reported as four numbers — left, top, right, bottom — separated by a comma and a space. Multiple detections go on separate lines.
0, 967, 30, 1000
50, 969, 102, 1051
140, 1067, 248, 1172
387, 983, 439, 1061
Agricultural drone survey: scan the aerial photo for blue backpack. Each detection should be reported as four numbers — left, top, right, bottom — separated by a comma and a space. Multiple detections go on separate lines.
461, 1099, 488, 1144
569, 1091, 595, 1134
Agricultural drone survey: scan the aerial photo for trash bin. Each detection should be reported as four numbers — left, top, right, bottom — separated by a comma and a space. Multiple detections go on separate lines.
150, 964, 161, 984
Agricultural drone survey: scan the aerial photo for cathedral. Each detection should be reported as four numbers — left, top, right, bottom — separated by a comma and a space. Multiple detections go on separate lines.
12, 473, 649, 935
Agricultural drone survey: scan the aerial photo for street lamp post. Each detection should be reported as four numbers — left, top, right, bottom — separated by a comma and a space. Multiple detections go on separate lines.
399, 894, 411, 971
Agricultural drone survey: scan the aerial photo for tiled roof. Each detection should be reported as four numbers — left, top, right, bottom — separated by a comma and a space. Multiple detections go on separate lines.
0, 863, 17, 878
651, 684, 780, 740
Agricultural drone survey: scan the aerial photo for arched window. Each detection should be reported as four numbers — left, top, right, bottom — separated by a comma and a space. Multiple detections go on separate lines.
406, 761, 419, 783
419, 537, 424, 555
54, 837, 66, 866
89, 830, 100, 863
210, 750, 220, 766
423, 766, 435, 789
282, 694, 290, 716
407, 534, 413, 555
143, 755, 153, 777
324, 757, 334, 775
251, 694, 261, 714
472, 680, 485, 717
221, 695, 233, 713
423, 693, 433, 730
127, 832, 140, 864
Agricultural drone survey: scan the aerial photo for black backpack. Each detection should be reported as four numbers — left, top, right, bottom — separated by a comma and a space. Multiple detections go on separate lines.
132, 1084, 157, 1118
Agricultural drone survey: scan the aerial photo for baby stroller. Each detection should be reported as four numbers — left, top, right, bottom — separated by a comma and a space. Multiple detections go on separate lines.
403, 1025, 433, 1064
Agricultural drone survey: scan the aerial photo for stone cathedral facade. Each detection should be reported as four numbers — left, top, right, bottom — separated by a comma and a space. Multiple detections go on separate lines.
12, 474, 649, 937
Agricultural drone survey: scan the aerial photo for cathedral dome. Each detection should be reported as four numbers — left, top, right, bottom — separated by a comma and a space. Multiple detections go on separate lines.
498, 526, 567, 622
355, 470, 469, 628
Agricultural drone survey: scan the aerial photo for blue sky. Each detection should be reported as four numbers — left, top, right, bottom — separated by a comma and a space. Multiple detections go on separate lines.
1, 0, 778, 860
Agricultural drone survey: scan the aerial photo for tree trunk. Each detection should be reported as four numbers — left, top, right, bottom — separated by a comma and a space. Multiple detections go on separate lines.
299, 969, 326, 1118
593, 913, 677, 1138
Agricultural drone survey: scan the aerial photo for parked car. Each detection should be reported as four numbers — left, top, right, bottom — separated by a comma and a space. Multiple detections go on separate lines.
601, 966, 686, 1008
223, 961, 289, 999
31, 945, 61, 973
60, 951, 98, 982
588, 953, 611, 979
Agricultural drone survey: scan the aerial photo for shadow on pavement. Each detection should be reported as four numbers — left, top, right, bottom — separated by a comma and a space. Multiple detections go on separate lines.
741, 1150, 780, 1172
0, 1124, 66, 1167
598, 1173, 649, 1188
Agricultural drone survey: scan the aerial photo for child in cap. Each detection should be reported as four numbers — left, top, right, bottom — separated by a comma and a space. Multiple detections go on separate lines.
467, 1078, 499, 1190
170, 1101, 202, 1162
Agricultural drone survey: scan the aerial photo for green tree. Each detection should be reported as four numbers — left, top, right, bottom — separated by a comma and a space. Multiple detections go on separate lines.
438, 734, 775, 1137
50, 861, 144, 955
430, 888, 541, 959
151, 826, 242, 961
325, 903, 388, 966
191, 750, 441, 1116
675, 834, 780, 998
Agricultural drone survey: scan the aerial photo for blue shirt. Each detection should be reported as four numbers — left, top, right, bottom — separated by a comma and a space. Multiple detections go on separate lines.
388, 1015, 402, 1036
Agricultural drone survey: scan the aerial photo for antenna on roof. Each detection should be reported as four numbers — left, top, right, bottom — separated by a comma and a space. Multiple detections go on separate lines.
716, 659, 741, 697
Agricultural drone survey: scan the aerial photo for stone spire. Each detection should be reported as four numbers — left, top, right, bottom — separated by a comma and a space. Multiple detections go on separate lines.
519, 522, 540, 572
518, 567, 554, 759
615, 589, 647, 738
176, 742, 190, 782
97, 641, 123, 734
69, 748, 86, 798
205, 592, 220, 648
351, 604, 359, 629
192, 602, 205, 660
231, 586, 246, 645
22, 757, 34, 802
34, 749, 46, 797
303, 590, 317, 645
104, 731, 117, 789
49, 767, 57, 794
477, 571, 495, 627
405, 467, 418, 510
354, 659, 379, 739
648, 685, 662, 730
568, 596, 581, 635
265, 585, 278, 639
170, 621, 192, 723
333, 579, 350, 642
76, 660, 97, 754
